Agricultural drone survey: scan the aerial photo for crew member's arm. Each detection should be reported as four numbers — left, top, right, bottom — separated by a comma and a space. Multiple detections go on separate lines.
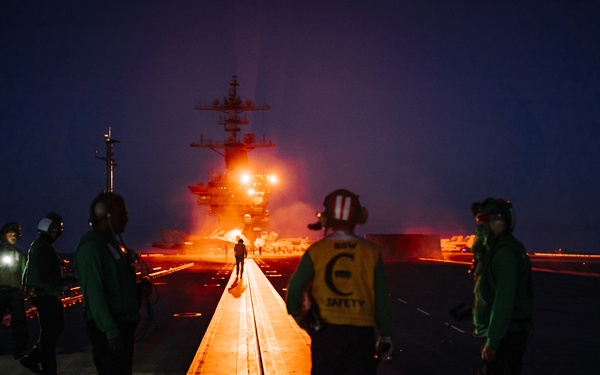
285, 251, 315, 319
75, 243, 121, 341
19, 251, 27, 289
485, 246, 519, 353
374, 254, 392, 337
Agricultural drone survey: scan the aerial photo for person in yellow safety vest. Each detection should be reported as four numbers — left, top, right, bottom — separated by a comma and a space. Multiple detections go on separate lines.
286, 189, 393, 375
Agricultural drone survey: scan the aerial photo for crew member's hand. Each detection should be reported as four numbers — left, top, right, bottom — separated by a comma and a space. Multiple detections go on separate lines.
482, 345, 496, 362
108, 335, 124, 353
293, 312, 311, 331
375, 336, 393, 360
301, 291, 312, 312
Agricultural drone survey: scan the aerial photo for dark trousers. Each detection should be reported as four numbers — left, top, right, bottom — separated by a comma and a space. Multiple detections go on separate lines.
479, 330, 529, 375
86, 319, 137, 375
310, 324, 377, 375
0, 288, 29, 355
235, 256, 245, 277
29, 295, 65, 375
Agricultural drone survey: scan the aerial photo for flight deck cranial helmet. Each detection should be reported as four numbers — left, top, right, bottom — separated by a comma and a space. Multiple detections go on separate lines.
476, 198, 515, 232
37, 212, 64, 239
319, 189, 368, 229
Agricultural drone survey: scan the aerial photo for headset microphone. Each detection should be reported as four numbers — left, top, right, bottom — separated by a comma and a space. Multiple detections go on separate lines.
308, 221, 323, 231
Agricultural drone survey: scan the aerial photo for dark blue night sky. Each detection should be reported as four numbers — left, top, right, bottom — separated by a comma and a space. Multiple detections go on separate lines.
1, 1, 599, 254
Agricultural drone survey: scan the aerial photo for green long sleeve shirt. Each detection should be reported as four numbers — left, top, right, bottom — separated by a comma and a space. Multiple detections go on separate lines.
75, 230, 140, 340
473, 233, 533, 350
24, 235, 69, 296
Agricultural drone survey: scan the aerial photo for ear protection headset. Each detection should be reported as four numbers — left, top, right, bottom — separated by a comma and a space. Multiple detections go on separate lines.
477, 197, 516, 232
88, 192, 123, 225
315, 189, 368, 229
506, 200, 516, 232
94, 200, 111, 220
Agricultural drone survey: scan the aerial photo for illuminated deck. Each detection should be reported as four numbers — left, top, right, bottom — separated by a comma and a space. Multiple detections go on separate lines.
187, 259, 311, 375
2, 254, 598, 374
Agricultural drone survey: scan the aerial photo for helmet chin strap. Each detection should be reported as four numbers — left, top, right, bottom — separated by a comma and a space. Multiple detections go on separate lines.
106, 218, 138, 263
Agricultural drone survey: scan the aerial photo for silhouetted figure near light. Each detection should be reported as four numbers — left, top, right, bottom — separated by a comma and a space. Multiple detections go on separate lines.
234, 239, 247, 279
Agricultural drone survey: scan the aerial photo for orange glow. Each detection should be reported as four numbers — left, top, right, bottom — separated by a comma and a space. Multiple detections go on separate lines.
530, 253, 600, 258
186, 259, 312, 374
173, 312, 202, 318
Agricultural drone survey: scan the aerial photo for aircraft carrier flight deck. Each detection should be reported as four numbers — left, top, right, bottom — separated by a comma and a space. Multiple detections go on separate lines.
1, 252, 598, 375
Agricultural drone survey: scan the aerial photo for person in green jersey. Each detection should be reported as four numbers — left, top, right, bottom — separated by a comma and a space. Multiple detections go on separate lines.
471, 198, 533, 375
75, 192, 141, 375
21, 212, 72, 375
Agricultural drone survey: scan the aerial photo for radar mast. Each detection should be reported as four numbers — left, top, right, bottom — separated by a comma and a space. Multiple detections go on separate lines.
95, 127, 119, 193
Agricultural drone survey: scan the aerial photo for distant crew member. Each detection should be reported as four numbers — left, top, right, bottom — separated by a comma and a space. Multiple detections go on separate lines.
234, 239, 247, 278
0, 222, 29, 360
471, 198, 533, 374
21, 212, 72, 375
286, 189, 393, 374
75, 192, 142, 375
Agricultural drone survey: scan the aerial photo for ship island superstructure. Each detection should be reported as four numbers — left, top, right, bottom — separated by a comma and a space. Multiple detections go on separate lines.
188, 76, 276, 243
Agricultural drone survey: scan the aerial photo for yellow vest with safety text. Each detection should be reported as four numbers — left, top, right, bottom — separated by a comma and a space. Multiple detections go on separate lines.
307, 233, 381, 327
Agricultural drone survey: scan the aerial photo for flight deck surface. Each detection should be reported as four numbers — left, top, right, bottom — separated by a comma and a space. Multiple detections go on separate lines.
1, 253, 598, 374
